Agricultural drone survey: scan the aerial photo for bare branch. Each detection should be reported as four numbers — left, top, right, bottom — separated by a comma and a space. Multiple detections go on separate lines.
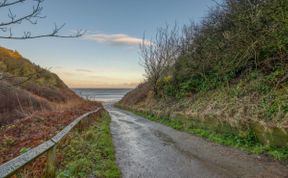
0, 0, 26, 8
0, 28, 85, 39
140, 24, 181, 95
0, 0, 84, 39
0, 0, 44, 27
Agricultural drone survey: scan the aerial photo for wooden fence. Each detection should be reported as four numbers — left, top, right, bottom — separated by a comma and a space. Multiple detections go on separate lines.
0, 108, 102, 178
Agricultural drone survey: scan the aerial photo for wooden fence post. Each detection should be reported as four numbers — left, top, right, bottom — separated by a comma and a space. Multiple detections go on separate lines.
43, 145, 57, 178
78, 119, 84, 132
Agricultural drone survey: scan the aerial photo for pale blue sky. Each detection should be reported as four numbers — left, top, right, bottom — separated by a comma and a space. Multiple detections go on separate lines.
1, 0, 217, 88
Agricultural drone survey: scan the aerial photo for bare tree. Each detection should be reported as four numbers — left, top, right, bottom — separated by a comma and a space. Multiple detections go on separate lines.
0, 0, 84, 39
140, 24, 181, 95
180, 21, 197, 54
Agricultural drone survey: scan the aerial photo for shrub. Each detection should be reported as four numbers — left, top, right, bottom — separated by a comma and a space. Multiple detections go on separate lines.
140, 0, 288, 98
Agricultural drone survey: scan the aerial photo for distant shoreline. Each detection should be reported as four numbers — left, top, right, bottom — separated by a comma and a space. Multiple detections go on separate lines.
72, 88, 134, 90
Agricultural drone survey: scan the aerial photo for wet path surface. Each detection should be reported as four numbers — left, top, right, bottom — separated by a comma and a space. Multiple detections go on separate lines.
106, 105, 288, 178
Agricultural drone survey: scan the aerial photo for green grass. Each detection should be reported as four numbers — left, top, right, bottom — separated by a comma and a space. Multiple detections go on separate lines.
56, 112, 121, 178
118, 105, 288, 161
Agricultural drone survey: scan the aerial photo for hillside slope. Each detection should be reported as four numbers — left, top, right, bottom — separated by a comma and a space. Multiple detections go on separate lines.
0, 46, 80, 125
0, 46, 101, 164
118, 0, 288, 149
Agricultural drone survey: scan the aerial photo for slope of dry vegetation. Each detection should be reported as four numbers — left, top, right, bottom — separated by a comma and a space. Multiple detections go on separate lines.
0, 100, 100, 164
0, 46, 101, 164
0, 46, 82, 126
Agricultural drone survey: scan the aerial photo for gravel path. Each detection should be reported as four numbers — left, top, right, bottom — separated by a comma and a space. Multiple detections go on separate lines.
106, 105, 288, 178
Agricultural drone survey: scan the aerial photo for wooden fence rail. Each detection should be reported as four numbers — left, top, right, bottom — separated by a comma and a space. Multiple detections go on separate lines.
0, 108, 102, 178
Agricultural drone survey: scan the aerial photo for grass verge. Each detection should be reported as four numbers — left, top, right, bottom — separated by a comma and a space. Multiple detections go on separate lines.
56, 112, 121, 178
117, 105, 288, 161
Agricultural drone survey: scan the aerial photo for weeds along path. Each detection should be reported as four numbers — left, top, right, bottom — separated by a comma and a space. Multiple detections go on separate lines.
56, 111, 121, 178
107, 105, 288, 178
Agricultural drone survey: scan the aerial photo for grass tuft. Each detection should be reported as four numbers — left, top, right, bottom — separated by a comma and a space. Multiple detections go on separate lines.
57, 112, 121, 178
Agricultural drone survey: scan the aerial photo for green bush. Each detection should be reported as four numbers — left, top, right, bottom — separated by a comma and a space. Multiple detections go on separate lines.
144, 0, 288, 99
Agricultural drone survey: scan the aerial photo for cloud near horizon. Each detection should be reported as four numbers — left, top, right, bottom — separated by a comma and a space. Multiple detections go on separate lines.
52, 67, 143, 88
75, 69, 93, 73
83, 33, 150, 46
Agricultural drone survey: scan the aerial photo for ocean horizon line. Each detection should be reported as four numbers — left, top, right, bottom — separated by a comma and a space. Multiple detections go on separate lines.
72, 87, 134, 90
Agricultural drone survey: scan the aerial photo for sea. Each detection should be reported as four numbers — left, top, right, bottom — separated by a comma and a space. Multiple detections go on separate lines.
73, 88, 131, 103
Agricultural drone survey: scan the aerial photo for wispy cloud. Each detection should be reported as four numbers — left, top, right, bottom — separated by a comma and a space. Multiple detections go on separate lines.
82, 33, 150, 46
76, 69, 93, 73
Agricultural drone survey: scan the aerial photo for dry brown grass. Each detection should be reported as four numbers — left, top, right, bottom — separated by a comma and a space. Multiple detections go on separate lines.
119, 82, 150, 105
0, 73, 81, 126
0, 81, 52, 126
22, 81, 80, 103
0, 99, 101, 165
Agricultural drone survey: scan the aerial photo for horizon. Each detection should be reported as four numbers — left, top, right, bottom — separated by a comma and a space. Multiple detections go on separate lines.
1, 0, 216, 88
72, 87, 133, 89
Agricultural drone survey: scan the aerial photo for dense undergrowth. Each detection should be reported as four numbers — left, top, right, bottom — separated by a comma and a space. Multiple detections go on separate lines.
135, 0, 288, 125
57, 112, 121, 178
157, 0, 288, 101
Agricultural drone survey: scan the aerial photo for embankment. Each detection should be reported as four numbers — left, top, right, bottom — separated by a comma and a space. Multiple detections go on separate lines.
117, 80, 288, 160
0, 46, 101, 164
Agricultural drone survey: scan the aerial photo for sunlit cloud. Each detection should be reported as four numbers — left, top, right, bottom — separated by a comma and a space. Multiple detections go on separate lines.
82, 33, 151, 46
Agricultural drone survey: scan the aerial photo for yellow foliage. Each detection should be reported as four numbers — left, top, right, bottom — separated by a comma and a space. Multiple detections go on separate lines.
0, 47, 22, 59
163, 75, 173, 83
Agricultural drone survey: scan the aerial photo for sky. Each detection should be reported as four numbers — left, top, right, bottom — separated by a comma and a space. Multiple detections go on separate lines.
0, 0, 217, 88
